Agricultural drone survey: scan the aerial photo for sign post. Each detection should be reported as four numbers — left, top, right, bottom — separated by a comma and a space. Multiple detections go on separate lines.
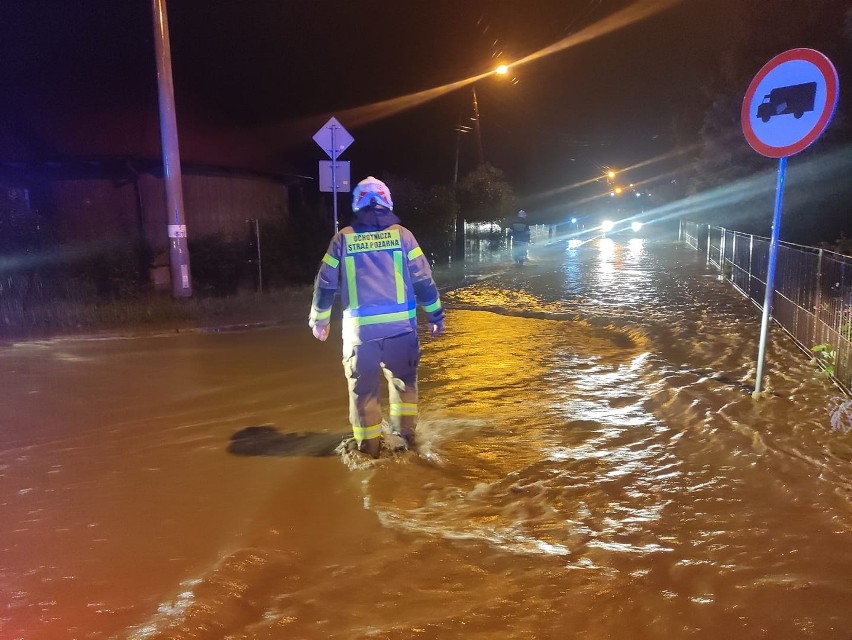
741, 48, 839, 396
313, 117, 354, 233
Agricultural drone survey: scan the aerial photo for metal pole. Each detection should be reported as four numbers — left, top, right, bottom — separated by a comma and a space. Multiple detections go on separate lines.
748, 234, 754, 288
331, 127, 339, 233
453, 125, 461, 183
471, 86, 484, 166
706, 225, 711, 263
813, 248, 824, 347
151, 0, 191, 298
754, 155, 788, 395
254, 218, 263, 293
731, 233, 737, 282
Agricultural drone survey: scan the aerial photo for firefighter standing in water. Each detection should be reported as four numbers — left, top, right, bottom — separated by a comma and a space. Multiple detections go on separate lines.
309, 177, 445, 458
509, 209, 531, 265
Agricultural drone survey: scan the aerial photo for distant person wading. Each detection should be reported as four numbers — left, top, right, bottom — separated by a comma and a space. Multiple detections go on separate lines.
509, 209, 531, 265
308, 177, 445, 458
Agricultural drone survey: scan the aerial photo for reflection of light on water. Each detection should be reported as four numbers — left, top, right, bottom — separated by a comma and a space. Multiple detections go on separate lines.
630, 351, 651, 371
628, 238, 644, 255
533, 539, 570, 555
586, 540, 673, 554
597, 238, 616, 281
598, 238, 615, 258
446, 284, 562, 313
567, 239, 583, 250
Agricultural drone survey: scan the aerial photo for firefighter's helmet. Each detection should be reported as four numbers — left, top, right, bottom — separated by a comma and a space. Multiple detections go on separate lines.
352, 176, 394, 212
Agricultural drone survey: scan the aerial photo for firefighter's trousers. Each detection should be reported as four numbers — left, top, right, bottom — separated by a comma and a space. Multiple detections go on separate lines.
343, 330, 420, 444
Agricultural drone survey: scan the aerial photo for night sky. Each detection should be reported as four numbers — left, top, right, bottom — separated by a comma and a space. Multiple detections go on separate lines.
1, 1, 850, 235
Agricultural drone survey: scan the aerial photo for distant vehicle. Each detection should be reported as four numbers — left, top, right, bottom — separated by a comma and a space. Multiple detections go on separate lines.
562, 216, 644, 247
757, 82, 816, 122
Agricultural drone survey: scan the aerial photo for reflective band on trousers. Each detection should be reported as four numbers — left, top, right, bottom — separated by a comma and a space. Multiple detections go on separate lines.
391, 402, 417, 416
353, 423, 382, 441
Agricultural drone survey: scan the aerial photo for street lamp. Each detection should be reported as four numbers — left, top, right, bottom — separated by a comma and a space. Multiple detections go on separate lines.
465, 64, 514, 171
453, 64, 515, 260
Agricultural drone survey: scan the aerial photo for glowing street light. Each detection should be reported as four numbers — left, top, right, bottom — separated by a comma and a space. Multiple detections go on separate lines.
467, 62, 516, 168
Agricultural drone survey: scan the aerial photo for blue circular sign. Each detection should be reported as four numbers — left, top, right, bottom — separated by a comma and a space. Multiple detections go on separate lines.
742, 49, 839, 158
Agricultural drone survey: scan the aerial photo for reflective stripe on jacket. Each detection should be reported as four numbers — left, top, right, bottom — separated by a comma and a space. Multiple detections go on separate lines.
309, 223, 443, 348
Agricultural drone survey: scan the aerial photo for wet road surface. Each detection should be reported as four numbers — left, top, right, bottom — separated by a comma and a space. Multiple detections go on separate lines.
2, 239, 851, 639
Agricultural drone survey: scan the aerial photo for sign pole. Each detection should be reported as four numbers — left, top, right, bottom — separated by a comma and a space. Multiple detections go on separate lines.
741, 48, 838, 397
331, 126, 339, 233
753, 155, 787, 395
313, 117, 353, 235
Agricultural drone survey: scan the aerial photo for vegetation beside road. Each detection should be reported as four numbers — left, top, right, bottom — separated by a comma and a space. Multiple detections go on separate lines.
0, 287, 312, 341
0, 165, 515, 341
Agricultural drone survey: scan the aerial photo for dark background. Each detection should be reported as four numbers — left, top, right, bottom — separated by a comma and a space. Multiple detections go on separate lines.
1, 0, 850, 242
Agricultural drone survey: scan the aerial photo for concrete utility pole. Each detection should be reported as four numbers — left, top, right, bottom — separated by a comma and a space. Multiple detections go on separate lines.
151, 0, 192, 298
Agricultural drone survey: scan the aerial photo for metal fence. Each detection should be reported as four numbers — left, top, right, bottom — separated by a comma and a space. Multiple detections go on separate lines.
680, 220, 852, 394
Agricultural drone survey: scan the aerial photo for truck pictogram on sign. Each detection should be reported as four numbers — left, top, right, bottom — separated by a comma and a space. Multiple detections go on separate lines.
756, 82, 816, 122
742, 48, 838, 158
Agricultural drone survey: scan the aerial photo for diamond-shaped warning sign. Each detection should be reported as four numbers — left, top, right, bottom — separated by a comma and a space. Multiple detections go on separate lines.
312, 117, 354, 159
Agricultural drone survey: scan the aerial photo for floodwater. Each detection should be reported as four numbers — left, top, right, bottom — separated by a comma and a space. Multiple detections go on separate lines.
2, 239, 851, 639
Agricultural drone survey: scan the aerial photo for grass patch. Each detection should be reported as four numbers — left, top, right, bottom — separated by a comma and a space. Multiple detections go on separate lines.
0, 286, 313, 340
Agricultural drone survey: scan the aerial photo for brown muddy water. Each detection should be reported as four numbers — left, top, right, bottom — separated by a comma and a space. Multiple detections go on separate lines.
1, 240, 851, 639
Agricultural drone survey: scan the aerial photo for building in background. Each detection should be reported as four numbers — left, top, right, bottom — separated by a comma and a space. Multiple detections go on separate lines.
0, 157, 305, 291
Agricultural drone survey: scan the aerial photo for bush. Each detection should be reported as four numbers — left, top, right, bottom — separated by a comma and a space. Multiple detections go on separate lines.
188, 234, 245, 297
73, 242, 150, 301
259, 211, 333, 287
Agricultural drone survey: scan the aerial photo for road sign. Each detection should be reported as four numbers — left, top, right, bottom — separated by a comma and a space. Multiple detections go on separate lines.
319, 161, 350, 192
312, 117, 354, 233
312, 117, 354, 159
742, 48, 839, 158
742, 48, 840, 396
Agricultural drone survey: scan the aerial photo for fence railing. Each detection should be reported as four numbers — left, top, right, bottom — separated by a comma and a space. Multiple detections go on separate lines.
679, 220, 852, 394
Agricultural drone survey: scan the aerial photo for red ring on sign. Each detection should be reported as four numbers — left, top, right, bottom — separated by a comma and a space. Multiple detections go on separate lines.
741, 48, 839, 158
